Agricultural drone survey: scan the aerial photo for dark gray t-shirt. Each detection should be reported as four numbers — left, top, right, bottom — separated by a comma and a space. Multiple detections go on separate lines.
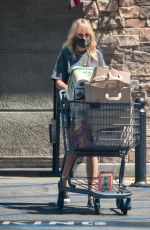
51, 47, 105, 84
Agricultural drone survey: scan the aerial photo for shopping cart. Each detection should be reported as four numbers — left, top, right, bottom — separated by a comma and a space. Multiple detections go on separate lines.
57, 90, 140, 215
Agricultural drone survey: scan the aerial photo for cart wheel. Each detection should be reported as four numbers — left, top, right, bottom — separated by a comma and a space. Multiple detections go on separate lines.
57, 181, 64, 209
116, 197, 131, 215
94, 198, 100, 214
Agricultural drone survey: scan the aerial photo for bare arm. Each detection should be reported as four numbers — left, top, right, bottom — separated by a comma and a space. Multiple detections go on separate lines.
55, 79, 68, 90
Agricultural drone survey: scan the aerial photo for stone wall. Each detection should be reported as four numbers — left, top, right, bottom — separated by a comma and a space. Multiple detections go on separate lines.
83, 0, 150, 163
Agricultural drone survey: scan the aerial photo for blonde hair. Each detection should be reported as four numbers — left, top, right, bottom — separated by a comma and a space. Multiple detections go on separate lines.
63, 18, 97, 60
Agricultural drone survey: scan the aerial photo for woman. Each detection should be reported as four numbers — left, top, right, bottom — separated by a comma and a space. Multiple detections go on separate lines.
51, 18, 105, 207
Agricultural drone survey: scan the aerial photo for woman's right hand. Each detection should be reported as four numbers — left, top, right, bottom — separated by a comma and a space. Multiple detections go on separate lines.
55, 80, 68, 90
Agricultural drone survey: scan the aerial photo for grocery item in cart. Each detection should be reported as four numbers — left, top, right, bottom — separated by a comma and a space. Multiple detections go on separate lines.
69, 124, 93, 149
98, 173, 113, 191
66, 66, 94, 100
91, 66, 130, 87
85, 66, 131, 103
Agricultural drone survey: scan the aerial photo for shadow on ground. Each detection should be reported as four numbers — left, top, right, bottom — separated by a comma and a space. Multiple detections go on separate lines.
1, 202, 123, 215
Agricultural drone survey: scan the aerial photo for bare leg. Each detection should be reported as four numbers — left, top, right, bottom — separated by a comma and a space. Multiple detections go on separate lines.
62, 154, 76, 187
86, 156, 99, 198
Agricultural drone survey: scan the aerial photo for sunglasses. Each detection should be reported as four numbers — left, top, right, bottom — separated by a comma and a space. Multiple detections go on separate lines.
76, 33, 91, 38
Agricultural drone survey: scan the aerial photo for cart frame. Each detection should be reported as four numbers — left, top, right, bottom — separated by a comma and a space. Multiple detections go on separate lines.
57, 90, 141, 215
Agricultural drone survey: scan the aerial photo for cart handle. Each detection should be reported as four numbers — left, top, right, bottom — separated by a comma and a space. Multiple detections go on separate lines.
59, 90, 66, 100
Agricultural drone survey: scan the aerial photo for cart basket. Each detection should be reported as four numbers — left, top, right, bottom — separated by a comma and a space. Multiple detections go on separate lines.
60, 100, 140, 156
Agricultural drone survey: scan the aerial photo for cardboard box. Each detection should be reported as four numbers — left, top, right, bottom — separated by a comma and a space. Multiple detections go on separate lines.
85, 84, 131, 103
85, 66, 131, 103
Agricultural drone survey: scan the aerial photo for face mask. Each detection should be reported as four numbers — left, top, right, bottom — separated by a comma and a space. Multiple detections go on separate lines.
75, 36, 90, 48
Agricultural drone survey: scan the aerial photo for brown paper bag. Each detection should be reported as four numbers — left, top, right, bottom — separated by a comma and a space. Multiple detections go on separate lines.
90, 66, 131, 87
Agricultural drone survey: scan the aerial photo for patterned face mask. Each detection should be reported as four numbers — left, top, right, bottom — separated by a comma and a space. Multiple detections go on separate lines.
75, 36, 90, 48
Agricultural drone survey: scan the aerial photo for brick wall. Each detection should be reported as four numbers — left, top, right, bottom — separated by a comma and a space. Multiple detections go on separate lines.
83, 0, 150, 163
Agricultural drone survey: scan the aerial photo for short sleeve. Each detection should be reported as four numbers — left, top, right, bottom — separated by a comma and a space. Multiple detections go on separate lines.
97, 49, 106, 67
51, 48, 69, 83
